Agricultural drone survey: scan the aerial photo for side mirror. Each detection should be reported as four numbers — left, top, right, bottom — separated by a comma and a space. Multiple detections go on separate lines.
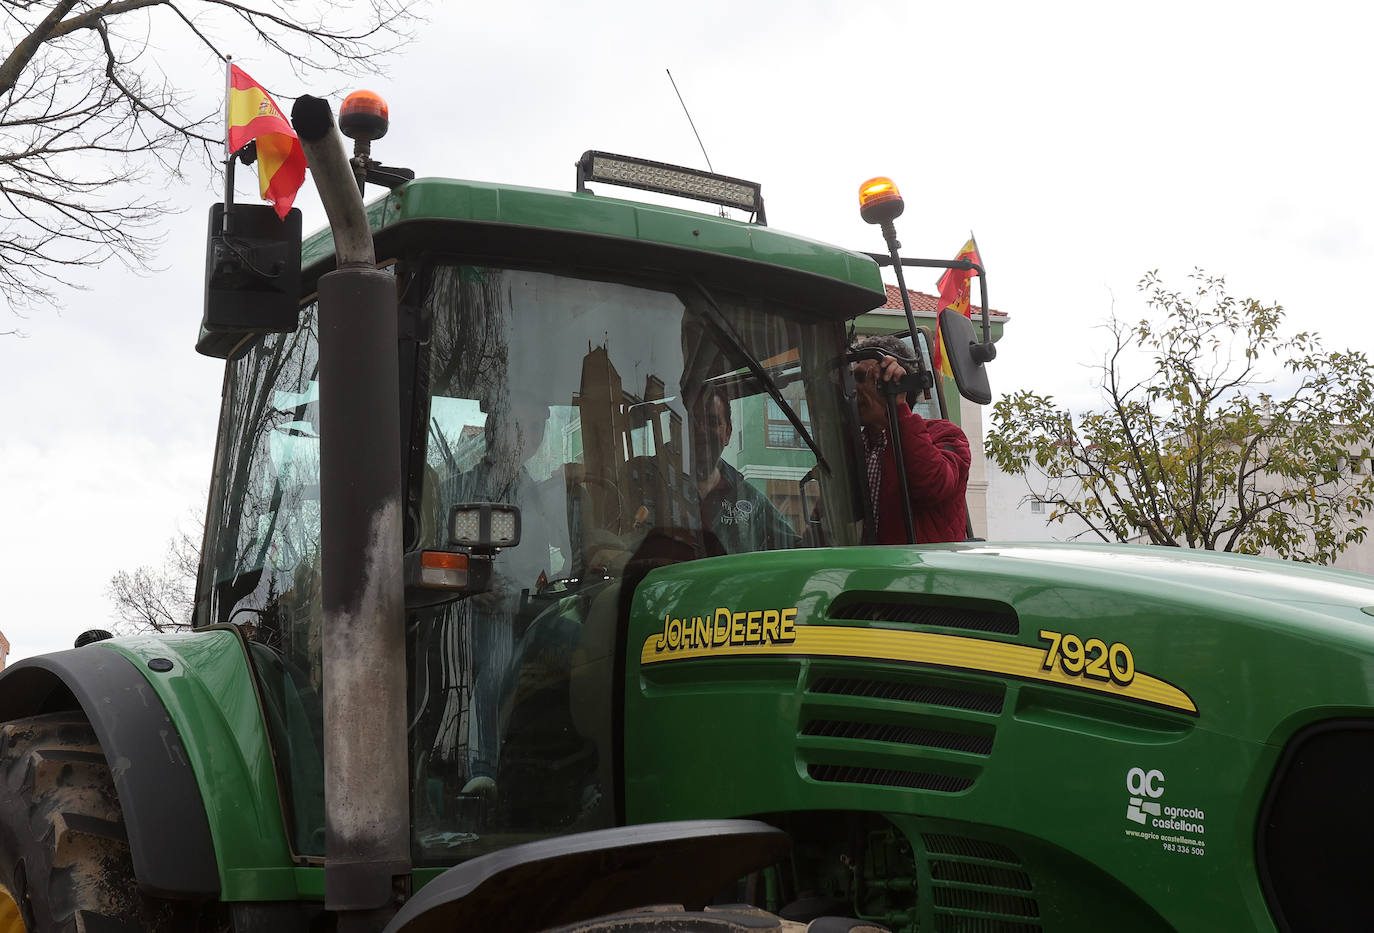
197, 203, 302, 358
938, 309, 993, 405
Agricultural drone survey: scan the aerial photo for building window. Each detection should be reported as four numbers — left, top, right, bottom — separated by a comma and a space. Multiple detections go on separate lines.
766, 398, 811, 449
1030, 498, 1045, 514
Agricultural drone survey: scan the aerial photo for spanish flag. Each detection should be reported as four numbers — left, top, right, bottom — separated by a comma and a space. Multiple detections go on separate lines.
931, 235, 982, 378
226, 65, 305, 220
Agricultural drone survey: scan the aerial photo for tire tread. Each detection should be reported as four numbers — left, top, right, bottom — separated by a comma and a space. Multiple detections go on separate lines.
0, 712, 223, 932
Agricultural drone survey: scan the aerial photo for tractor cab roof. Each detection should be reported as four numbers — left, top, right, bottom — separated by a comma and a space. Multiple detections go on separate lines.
301, 176, 887, 320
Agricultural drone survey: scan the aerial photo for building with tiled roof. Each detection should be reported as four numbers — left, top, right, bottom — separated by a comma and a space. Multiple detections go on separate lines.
877, 285, 1007, 319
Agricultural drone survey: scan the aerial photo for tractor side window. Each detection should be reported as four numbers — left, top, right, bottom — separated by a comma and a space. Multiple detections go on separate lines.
199, 303, 323, 648
197, 303, 327, 856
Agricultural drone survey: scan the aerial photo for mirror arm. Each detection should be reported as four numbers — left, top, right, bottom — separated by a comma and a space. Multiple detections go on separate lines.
861, 252, 998, 362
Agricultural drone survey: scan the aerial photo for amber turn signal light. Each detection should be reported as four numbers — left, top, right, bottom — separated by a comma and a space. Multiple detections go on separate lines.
417, 550, 469, 588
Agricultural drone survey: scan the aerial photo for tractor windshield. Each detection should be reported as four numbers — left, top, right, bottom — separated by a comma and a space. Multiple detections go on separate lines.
197, 258, 868, 864
413, 262, 864, 567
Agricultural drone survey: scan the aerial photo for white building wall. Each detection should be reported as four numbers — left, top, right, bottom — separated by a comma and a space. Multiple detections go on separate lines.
984, 462, 1096, 542
960, 396, 989, 539
984, 460, 1374, 576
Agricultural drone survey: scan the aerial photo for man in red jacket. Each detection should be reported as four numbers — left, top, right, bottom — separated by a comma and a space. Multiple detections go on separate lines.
852, 335, 971, 544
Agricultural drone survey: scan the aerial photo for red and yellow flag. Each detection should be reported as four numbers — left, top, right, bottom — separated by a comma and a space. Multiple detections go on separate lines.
226, 65, 305, 220
931, 235, 982, 378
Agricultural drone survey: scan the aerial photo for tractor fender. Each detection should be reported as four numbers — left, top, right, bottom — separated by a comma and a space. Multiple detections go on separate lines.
383, 819, 792, 933
0, 644, 220, 899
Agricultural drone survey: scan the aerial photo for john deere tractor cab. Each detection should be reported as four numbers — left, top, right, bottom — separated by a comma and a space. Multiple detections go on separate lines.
7, 89, 1374, 933
200, 155, 889, 861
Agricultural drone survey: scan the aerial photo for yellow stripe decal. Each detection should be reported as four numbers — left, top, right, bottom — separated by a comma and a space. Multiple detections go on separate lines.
640, 624, 1196, 715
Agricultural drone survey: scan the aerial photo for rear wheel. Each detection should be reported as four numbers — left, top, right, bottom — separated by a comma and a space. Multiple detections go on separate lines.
0, 711, 218, 932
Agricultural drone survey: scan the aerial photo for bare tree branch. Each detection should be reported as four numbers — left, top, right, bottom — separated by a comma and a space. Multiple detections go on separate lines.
1, 0, 419, 315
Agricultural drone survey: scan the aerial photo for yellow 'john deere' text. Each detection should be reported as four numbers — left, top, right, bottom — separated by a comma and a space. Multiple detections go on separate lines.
652, 607, 798, 654
640, 619, 1198, 715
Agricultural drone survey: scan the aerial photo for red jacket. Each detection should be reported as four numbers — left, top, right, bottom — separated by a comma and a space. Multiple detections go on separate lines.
872, 407, 971, 545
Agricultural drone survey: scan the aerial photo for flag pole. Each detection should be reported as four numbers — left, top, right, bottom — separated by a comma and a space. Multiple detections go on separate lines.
223, 54, 236, 235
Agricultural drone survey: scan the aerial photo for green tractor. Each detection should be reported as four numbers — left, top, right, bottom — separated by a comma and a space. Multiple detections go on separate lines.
1, 91, 1372, 933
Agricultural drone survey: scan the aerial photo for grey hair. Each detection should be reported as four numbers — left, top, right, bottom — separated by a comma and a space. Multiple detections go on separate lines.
852, 334, 916, 371
852, 334, 919, 407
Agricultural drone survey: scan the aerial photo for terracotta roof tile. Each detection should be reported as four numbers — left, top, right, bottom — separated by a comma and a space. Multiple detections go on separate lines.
880, 284, 1005, 317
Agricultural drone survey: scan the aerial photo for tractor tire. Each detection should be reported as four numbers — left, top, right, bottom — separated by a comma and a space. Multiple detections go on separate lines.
0, 711, 222, 932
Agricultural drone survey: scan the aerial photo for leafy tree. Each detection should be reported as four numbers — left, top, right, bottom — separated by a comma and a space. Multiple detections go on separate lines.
986, 270, 1374, 563
1, 0, 416, 312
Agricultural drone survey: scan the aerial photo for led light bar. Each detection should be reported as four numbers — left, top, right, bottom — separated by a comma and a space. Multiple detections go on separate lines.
576, 151, 767, 225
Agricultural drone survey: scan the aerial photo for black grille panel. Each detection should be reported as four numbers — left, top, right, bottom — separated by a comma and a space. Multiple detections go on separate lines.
803, 719, 993, 755
809, 676, 1005, 714
1259, 719, 1374, 932
807, 763, 973, 793
830, 596, 1019, 635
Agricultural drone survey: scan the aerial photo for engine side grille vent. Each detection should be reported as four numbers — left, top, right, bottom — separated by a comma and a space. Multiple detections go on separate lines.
807, 763, 973, 793
830, 595, 1019, 636
803, 719, 993, 756
808, 676, 1005, 714
929, 861, 1033, 890
933, 920, 1041, 933
920, 833, 1041, 931
933, 888, 1039, 917
922, 834, 1021, 864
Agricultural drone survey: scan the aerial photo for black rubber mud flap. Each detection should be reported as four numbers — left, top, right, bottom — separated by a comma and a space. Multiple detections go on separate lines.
0, 647, 220, 898
382, 819, 791, 933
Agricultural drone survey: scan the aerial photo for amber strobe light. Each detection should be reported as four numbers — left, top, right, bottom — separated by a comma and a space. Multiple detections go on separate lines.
858, 176, 904, 225
339, 89, 390, 141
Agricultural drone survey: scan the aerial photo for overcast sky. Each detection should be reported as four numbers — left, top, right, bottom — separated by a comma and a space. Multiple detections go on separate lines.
2, 0, 1370, 661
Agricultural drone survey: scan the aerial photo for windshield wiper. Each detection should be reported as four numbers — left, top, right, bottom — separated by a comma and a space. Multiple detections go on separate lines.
690, 279, 830, 476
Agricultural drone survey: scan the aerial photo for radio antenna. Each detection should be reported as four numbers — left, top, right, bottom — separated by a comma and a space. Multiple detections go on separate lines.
666, 69, 715, 174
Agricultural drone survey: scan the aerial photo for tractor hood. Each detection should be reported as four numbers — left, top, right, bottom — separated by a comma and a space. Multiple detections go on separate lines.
623, 547, 1374, 933
627, 541, 1374, 747
637, 541, 1374, 645
944, 542, 1374, 618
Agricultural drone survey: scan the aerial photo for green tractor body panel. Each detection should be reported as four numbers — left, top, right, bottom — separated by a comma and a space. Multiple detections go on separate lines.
101, 631, 311, 900
624, 542, 1374, 930
300, 178, 884, 297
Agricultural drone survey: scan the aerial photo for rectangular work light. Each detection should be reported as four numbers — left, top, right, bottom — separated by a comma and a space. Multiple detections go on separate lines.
576, 151, 767, 225
448, 502, 522, 550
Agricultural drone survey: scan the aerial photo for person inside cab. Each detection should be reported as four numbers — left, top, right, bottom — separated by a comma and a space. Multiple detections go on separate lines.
689, 386, 800, 555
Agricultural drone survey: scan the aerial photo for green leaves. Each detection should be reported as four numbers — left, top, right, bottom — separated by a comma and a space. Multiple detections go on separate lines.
989, 270, 1374, 563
